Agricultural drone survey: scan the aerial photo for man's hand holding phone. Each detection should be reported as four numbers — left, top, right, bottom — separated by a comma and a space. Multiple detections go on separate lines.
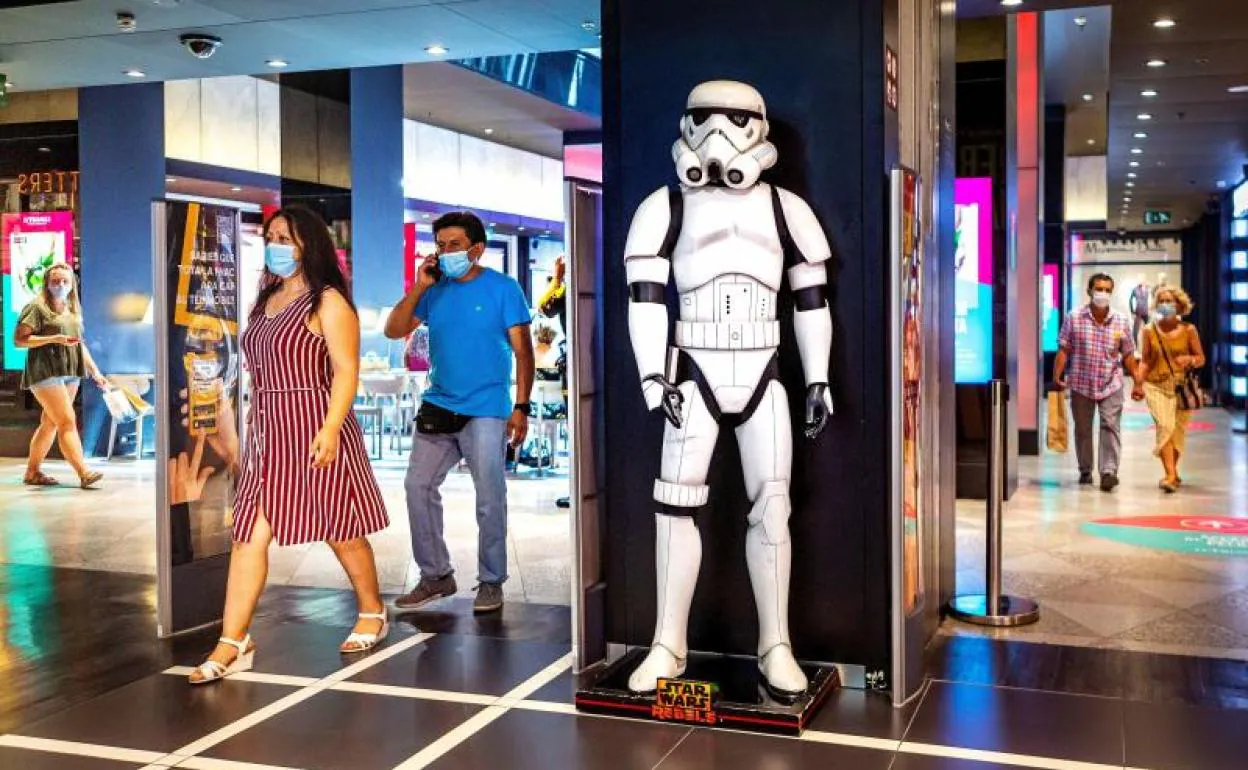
417, 254, 441, 288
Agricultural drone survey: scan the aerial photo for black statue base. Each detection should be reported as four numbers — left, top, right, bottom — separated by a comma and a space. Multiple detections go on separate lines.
574, 648, 839, 736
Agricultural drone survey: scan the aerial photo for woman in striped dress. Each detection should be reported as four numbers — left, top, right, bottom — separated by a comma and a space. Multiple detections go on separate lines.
1130, 285, 1205, 494
190, 206, 390, 684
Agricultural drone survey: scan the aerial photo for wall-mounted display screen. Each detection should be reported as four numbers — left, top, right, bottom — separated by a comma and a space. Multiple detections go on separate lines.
1042, 264, 1060, 353
954, 178, 994, 384
1, 212, 75, 371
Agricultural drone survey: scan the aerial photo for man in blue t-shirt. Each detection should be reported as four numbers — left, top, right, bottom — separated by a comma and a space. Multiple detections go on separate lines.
384, 211, 534, 614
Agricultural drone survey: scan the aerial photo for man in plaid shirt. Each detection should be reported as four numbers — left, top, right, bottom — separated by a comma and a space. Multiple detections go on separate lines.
1054, 273, 1141, 492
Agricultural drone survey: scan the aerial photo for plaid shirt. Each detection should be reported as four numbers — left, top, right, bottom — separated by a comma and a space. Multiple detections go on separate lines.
1059, 305, 1135, 400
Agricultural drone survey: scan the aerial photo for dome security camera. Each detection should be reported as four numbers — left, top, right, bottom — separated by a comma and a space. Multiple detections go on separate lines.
179, 33, 223, 59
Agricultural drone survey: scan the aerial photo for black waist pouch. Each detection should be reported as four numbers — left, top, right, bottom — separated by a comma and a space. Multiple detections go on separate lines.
415, 400, 472, 435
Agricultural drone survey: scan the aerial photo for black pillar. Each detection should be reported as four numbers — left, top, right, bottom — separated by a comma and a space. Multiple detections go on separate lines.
602, 0, 893, 669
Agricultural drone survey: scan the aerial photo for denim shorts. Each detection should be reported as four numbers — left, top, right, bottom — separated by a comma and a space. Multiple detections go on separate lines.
31, 375, 81, 390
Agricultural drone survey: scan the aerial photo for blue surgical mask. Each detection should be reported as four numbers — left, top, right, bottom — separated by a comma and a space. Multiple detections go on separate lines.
1156, 303, 1178, 319
48, 284, 71, 301
265, 243, 298, 278
438, 250, 473, 280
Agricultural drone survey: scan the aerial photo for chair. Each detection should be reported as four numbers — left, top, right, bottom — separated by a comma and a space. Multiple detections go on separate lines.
360, 373, 407, 454
528, 380, 566, 477
105, 374, 156, 460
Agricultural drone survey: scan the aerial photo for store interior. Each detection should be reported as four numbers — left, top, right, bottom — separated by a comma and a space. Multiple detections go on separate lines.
0, 59, 602, 608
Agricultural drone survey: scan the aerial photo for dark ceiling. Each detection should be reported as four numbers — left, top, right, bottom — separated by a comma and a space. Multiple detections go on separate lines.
966, 0, 1248, 230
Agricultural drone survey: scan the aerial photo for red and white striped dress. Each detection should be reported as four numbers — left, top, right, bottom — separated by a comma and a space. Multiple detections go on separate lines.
233, 291, 388, 545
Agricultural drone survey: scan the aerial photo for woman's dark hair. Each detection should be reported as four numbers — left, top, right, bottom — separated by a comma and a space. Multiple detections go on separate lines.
432, 210, 487, 246
253, 205, 356, 319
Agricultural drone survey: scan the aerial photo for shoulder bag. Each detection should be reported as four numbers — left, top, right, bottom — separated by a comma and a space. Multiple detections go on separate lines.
1152, 324, 1204, 411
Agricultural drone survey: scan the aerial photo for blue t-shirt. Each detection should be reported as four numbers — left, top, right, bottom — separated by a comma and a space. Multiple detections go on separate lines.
415, 268, 531, 419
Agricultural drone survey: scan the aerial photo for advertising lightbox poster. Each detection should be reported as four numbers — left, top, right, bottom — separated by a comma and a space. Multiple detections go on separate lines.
953, 178, 993, 383
1042, 264, 1060, 353
156, 200, 242, 636
2, 212, 74, 371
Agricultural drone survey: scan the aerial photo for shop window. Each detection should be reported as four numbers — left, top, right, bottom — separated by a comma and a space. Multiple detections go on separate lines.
1234, 251, 1248, 270
1233, 314, 1248, 334
1235, 220, 1248, 239
1232, 346, 1248, 366
1234, 283, 1248, 302
1233, 377, 1248, 398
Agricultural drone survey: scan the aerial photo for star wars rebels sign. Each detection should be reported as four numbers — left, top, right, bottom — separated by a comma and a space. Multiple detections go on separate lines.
651, 679, 718, 726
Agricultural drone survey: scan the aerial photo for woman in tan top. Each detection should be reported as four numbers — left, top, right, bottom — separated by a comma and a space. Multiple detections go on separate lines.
1131, 285, 1205, 492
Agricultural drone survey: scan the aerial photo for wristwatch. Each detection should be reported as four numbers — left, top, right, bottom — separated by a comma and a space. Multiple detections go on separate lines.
514, 402, 530, 414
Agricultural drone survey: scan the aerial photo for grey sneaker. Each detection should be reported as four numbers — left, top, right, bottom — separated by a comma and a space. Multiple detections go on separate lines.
473, 582, 504, 614
394, 575, 457, 613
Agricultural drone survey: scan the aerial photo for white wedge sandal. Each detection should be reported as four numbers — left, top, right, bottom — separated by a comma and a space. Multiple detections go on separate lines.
340, 610, 389, 654
189, 634, 255, 685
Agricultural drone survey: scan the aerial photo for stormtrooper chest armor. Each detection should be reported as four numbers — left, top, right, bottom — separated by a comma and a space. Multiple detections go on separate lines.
671, 184, 785, 350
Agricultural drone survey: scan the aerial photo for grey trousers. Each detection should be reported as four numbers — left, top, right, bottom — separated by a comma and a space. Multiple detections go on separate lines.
1071, 387, 1124, 476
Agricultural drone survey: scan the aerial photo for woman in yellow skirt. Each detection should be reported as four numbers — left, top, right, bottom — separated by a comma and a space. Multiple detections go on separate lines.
1131, 286, 1205, 492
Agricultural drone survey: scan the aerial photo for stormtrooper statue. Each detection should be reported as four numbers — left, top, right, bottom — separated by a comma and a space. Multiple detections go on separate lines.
624, 80, 834, 697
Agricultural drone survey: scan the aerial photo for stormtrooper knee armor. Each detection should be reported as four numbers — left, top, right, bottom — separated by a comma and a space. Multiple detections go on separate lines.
624, 81, 835, 697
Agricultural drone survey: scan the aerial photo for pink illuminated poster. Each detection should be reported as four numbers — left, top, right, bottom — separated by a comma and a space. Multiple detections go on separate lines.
1042, 264, 1060, 353
953, 178, 993, 383
2, 211, 75, 370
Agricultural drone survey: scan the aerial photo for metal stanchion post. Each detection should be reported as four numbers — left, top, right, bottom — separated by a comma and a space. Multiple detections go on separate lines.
948, 379, 1040, 627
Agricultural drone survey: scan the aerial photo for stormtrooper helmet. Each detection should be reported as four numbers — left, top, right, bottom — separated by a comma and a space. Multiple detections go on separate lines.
673, 80, 777, 190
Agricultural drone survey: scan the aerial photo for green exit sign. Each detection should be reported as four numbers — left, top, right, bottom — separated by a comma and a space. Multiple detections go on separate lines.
1144, 210, 1172, 225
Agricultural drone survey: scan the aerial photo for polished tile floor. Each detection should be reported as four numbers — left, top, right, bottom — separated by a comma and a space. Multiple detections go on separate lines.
949, 403, 1248, 661
0, 454, 571, 605
2, 567, 1247, 770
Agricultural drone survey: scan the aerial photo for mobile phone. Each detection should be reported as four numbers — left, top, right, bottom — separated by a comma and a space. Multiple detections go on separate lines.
428, 262, 443, 282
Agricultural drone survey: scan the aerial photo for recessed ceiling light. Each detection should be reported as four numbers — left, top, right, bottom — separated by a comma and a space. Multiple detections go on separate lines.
425, 44, 449, 55
124, 69, 146, 78
266, 59, 289, 68
484, 128, 495, 135
37, 146, 50, 153
1131, 147, 1144, 154
1217, 180, 1228, 189
489, 222, 497, 227
1130, 161, 1140, 167
1134, 131, 1148, 138
1087, 139, 1096, 146
1001, 0, 1023, 6
1074, 16, 1088, 27
1128, 173, 1138, 178
1153, 18, 1176, 29
1146, 59, 1167, 68
1126, 182, 1135, 187
1137, 113, 1153, 120
1141, 89, 1158, 98
166, 177, 176, 183
230, 186, 242, 192
1228, 85, 1248, 94
1082, 93, 1094, 102
581, 20, 598, 32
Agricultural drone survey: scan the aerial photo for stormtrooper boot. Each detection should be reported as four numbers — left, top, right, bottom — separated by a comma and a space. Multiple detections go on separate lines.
628, 514, 701, 693
746, 482, 808, 696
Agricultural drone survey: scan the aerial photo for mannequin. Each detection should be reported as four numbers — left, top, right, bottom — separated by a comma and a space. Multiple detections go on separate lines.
1129, 272, 1150, 350
624, 80, 834, 697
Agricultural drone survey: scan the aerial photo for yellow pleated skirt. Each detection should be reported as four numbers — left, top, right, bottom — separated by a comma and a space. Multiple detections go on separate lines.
1143, 381, 1191, 456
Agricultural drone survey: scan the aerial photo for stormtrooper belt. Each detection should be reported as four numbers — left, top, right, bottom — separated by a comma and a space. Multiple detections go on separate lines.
674, 320, 781, 350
